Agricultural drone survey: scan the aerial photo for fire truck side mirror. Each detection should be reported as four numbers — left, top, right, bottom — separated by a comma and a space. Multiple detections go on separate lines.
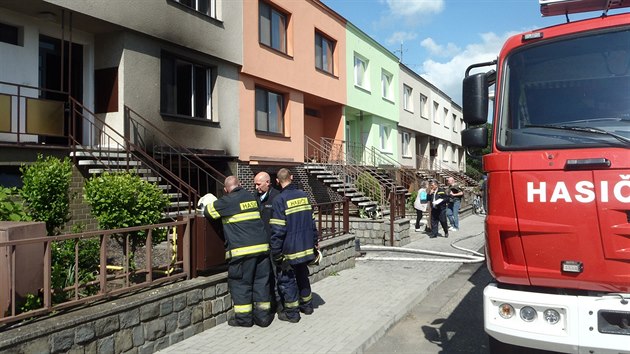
463, 72, 490, 126
461, 126, 488, 149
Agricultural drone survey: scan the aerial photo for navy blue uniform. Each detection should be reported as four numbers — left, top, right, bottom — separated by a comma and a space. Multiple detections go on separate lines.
270, 183, 319, 321
204, 187, 273, 327
430, 187, 449, 238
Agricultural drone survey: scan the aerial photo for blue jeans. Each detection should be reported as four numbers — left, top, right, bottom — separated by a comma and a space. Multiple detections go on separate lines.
446, 199, 461, 229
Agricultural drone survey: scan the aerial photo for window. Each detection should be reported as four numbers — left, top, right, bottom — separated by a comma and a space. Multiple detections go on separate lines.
403, 85, 413, 111
444, 108, 449, 128
354, 55, 369, 89
379, 125, 390, 151
259, 1, 287, 53
420, 94, 428, 118
0, 23, 20, 46
161, 53, 212, 120
433, 101, 439, 123
381, 70, 393, 100
402, 132, 411, 157
460, 119, 465, 131
452, 114, 457, 132
315, 31, 335, 74
173, 0, 216, 18
452, 145, 457, 163
255, 87, 284, 134
442, 145, 448, 161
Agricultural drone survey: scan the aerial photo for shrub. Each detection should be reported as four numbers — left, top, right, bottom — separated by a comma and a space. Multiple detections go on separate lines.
83, 172, 170, 257
0, 186, 31, 222
19, 155, 72, 235
355, 172, 383, 205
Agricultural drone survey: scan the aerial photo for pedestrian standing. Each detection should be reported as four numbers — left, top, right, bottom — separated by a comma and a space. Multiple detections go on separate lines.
270, 168, 319, 323
254, 171, 281, 312
203, 176, 273, 327
429, 179, 449, 238
446, 176, 463, 232
413, 181, 429, 231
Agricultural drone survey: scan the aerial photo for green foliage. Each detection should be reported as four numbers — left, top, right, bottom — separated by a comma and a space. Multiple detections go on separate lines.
51, 238, 100, 302
465, 123, 493, 176
0, 186, 31, 222
19, 293, 42, 314
19, 155, 72, 235
407, 190, 418, 209
83, 172, 170, 253
355, 172, 383, 205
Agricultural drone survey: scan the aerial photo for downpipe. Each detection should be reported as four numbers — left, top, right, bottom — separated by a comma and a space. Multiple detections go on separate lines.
355, 233, 485, 264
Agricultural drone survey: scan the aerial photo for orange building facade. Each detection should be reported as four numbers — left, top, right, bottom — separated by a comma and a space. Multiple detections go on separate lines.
240, 0, 347, 166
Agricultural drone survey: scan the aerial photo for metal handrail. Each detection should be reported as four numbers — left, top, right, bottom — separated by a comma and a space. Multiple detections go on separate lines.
67, 97, 197, 216
304, 136, 388, 211
124, 106, 225, 196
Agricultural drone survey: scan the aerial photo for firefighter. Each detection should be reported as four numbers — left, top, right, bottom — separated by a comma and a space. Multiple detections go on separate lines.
203, 176, 273, 327
269, 168, 319, 323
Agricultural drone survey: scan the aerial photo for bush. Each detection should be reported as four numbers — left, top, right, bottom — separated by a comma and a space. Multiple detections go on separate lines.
0, 186, 31, 222
19, 155, 72, 235
83, 172, 170, 257
355, 172, 383, 205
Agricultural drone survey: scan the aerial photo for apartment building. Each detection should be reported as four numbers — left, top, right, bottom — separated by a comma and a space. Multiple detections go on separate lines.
344, 22, 400, 166
239, 0, 346, 184
399, 64, 464, 173
0, 0, 241, 177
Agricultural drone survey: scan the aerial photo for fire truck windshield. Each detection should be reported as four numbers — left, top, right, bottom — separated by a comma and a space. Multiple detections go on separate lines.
497, 28, 630, 150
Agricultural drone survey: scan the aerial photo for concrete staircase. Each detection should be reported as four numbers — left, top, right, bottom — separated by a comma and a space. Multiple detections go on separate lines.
70, 148, 192, 220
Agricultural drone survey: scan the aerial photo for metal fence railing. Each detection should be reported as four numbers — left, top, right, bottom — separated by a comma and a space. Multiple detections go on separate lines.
0, 218, 191, 326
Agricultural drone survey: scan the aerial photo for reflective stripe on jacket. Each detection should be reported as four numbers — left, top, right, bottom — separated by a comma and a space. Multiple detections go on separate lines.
270, 183, 319, 265
204, 187, 269, 260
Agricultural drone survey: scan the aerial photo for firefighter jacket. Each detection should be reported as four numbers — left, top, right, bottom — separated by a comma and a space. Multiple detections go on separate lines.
258, 187, 280, 241
269, 183, 319, 265
204, 187, 269, 261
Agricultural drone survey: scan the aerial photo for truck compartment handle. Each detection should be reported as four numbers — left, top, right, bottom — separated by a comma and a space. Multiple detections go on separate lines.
564, 158, 611, 170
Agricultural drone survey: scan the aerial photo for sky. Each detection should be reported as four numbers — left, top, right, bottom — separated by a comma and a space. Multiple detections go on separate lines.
320, 0, 611, 105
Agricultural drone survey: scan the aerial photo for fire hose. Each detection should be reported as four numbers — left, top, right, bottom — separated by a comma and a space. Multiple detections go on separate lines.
355, 232, 485, 264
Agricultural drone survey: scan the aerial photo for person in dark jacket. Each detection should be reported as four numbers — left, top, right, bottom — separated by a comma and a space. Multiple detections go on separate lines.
203, 176, 273, 327
270, 168, 319, 323
429, 179, 449, 238
254, 171, 280, 239
254, 171, 281, 311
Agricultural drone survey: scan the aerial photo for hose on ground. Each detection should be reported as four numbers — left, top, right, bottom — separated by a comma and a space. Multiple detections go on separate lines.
356, 232, 485, 263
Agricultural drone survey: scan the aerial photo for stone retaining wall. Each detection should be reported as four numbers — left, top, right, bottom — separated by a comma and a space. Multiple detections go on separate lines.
0, 235, 356, 354
350, 217, 411, 247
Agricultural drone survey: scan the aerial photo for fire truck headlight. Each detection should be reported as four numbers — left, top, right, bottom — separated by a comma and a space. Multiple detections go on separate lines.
520, 306, 537, 322
498, 303, 515, 319
543, 309, 561, 325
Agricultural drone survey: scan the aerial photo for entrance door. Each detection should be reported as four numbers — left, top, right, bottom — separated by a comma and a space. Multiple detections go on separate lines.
38, 35, 83, 144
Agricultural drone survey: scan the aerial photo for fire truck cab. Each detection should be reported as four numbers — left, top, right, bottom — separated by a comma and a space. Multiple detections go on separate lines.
461, 0, 630, 353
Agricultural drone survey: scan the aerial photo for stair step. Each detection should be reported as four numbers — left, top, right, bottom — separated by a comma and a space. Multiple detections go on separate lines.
330, 182, 353, 188
140, 176, 161, 182
77, 159, 141, 166
351, 196, 371, 202
323, 178, 343, 183
357, 201, 378, 207
88, 168, 151, 175
168, 201, 190, 208
71, 151, 131, 159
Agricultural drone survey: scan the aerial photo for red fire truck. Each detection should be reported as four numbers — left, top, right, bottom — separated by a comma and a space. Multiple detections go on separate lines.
461, 0, 630, 353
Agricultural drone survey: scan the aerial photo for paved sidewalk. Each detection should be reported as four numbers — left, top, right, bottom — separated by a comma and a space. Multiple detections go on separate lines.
158, 213, 486, 354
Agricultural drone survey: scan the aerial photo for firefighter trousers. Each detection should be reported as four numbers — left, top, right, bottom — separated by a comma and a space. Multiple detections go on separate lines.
227, 253, 273, 327
276, 261, 313, 321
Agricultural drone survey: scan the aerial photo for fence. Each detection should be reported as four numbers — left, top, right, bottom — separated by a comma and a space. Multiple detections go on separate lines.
0, 218, 191, 327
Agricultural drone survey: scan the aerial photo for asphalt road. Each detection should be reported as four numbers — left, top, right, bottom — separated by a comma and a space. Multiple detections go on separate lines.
365, 261, 493, 354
